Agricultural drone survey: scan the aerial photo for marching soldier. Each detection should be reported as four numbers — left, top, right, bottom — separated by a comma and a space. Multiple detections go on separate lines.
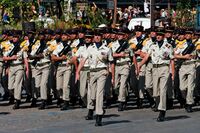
29, 30, 51, 109
3, 30, 29, 109
128, 25, 146, 108
0, 30, 11, 101
174, 28, 196, 112
76, 30, 114, 126
141, 27, 157, 109
138, 28, 175, 122
75, 30, 94, 117
51, 29, 72, 110
110, 28, 137, 111
23, 30, 36, 103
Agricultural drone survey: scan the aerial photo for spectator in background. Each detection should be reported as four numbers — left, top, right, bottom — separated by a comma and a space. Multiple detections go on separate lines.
2, 11, 10, 24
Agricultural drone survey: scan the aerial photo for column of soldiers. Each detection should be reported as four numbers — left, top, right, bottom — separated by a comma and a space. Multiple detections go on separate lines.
0, 25, 200, 126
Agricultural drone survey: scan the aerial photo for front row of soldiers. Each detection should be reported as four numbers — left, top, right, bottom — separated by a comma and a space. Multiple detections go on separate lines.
0, 25, 200, 125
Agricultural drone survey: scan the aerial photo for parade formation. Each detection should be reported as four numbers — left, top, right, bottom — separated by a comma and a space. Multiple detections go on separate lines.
0, 24, 200, 127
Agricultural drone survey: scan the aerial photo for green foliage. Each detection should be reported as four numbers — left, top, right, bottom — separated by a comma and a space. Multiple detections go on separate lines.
176, 0, 194, 28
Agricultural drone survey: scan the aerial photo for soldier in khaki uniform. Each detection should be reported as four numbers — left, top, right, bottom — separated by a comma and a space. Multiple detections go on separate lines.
110, 28, 137, 111
51, 30, 72, 110
194, 32, 200, 105
141, 27, 157, 109
128, 25, 146, 108
0, 30, 11, 101
174, 29, 196, 112
3, 30, 29, 109
76, 30, 114, 126
139, 28, 175, 122
29, 31, 51, 110
75, 30, 94, 118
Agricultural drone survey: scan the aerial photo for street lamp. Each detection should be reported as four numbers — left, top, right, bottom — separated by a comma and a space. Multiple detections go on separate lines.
150, 0, 155, 26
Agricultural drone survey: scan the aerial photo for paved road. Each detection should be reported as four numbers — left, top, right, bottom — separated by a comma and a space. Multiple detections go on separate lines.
0, 100, 200, 133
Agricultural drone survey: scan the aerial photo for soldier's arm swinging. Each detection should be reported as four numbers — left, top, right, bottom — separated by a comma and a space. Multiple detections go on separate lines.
24, 57, 29, 78
170, 59, 175, 81
51, 54, 67, 62
138, 53, 150, 71
75, 58, 87, 83
3, 55, 18, 61
133, 55, 139, 76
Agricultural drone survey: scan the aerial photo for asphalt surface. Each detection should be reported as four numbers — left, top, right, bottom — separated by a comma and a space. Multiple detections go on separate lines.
0, 99, 200, 133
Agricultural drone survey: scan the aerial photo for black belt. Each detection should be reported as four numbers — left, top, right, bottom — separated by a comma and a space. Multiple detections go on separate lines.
90, 67, 107, 72
82, 67, 90, 71
116, 62, 129, 66
153, 64, 169, 68
182, 61, 196, 65
36, 62, 50, 66
10, 63, 23, 66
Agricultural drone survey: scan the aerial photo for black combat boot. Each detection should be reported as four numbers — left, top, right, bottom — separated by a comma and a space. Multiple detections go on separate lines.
145, 90, 155, 109
57, 98, 63, 108
85, 109, 94, 120
30, 98, 37, 107
25, 94, 32, 103
157, 110, 166, 122
38, 100, 47, 110
152, 97, 160, 112
118, 102, 125, 111
47, 95, 53, 105
60, 101, 69, 111
167, 98, 174, 110
95, 115, 103, 126
13, 100, 21, 110
9, 95, 15, 104
136, 98, 143, 109
185, 104, 193, 113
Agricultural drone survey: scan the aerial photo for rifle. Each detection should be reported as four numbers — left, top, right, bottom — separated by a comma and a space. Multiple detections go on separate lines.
5, 43, 21, 65
32, 41, 46, 66
115, 40, 129, 53
136, 35, 146, 50
55, 43, 71, 66
58, 43, 71, 57
176, 41, 196, 69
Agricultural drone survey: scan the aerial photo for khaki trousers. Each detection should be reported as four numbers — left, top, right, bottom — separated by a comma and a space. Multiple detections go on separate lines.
79, 69, 90, 105
145, 62, 153, 95
32, 64, 49, 100
179, 63, 196, 105
89, 69, 107, 115
114, 64, 129, 102
153, 66, 170, 111
8, 65, 24, 100
137, 65, 146, 99
56, 65, 71, 101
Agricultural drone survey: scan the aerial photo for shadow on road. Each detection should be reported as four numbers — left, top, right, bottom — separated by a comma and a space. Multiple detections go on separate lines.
0, 112, 10, 115
103, 120, 131, 126
165, 115, 190, 121
103, 114, 120, 118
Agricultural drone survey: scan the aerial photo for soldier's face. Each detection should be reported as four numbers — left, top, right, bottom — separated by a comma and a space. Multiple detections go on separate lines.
165, 32, 172, 38
85, 37, 92, 43
135, 31, 142, 37
103, 33, 110, 39
94, 35, 102, 43
12, 37, 19, 43
156, 35, 164, 42
150, 32, 157, 38
110, 34, 116, 39
178, 34, 185, 41
61, 34, 68, 41
78, 33, 85, 38
185, 33, 192, 40
39, 35, 45, 40
117, 34, 124, 40
24, 36, 29, 40
70, 34, 76, 40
